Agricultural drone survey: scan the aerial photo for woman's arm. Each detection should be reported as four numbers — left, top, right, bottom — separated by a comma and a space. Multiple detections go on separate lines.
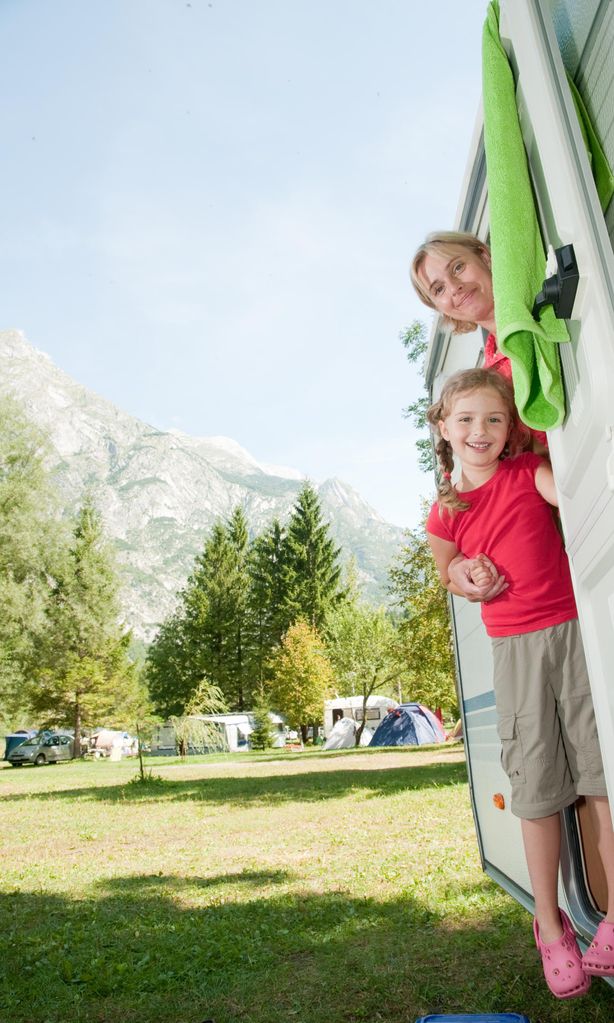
427, 534, 508, 602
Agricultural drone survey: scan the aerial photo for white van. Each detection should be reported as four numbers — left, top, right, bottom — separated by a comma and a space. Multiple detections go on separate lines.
424, 0, 614, 956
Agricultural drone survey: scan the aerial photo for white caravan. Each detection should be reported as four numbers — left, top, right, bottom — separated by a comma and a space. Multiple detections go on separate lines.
151, 712, 286, 755
323, 695, 398, 738
425, 0, 614, 951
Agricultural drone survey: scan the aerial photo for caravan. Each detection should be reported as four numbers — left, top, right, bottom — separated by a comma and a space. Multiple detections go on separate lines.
323, 695, 398, 739
424, 0, 614, 958
151, 712, 286, 755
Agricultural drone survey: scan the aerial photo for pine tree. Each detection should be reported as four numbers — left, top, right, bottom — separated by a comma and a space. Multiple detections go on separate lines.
149, 507, 255, 714
192, 510, 253, 710
191, 521, 236, 699
282, 483, 344, 632
0, 396, 64, 723
31, 499, 138, 754
247, 518, 287, 688
248, 696, 276, 751
225, 507, 252, 710
146, 607, 201, 718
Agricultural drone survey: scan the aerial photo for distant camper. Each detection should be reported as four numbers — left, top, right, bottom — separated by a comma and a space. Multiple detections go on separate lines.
151, 712, 286, 755
323, 695, 398, 739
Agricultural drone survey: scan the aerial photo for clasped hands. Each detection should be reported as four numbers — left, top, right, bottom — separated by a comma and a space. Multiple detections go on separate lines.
448, 552, 507, 603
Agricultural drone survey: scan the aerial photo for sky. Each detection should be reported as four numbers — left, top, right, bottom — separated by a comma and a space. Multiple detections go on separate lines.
1, 0, 487, 528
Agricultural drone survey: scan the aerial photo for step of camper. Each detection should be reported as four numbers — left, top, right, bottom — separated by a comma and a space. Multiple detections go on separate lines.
414, 1015, 531, 1023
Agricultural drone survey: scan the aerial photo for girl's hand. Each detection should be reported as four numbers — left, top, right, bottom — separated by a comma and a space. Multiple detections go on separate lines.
468, 557, 494, 587
448, 553, 508, 602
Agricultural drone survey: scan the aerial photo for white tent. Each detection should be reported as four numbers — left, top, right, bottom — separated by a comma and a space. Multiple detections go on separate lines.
324, 717, 373, 750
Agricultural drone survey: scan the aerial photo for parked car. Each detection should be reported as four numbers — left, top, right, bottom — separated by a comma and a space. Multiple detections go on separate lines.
8, 732, 74, 766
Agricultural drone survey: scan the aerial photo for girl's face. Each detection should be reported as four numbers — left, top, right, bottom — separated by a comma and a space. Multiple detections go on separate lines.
417, 246, 496, 331
439, 387, 511, 475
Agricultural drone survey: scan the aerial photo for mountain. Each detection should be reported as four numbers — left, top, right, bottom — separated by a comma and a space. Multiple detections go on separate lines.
0, 330, 406, 640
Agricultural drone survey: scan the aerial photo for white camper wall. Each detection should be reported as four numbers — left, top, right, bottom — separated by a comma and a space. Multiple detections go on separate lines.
424, 0, 614, 923
500, 0, 614, 809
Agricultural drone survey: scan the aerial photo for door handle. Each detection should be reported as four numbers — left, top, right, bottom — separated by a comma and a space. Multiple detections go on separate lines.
532, 244, 579, 320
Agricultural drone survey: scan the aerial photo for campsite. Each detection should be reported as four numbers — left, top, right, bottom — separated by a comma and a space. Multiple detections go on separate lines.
2, 0, 614, 1020
1, 746, 613, 1023
324, 700, 447, 751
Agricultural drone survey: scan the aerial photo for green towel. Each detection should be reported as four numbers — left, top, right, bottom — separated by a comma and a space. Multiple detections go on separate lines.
567, 73, 614, 212
482, 0, 568, 431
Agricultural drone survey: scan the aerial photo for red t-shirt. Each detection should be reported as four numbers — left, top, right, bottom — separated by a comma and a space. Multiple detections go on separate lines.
484, 333, 548, 449
426, 452, 577, 637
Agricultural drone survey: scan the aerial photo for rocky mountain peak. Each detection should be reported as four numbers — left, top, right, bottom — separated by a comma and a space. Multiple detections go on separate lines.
1, 330, 405, 640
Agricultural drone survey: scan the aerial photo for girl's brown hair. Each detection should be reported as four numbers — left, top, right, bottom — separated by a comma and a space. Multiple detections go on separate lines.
410, 230, 491, 334
427, 368, 530, 512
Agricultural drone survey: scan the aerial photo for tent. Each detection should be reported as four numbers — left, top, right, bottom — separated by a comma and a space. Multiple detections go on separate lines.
324, 717, 373, 750
324, 695, 397, 737
369, 703, 446, 747
3, 729, 40, 760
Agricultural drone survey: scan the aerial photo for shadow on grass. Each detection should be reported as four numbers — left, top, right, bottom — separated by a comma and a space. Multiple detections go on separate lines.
238, 742, 465, 765
0, 761, 468, 806
1, 874, 612, 1023
109, 868, 294, 893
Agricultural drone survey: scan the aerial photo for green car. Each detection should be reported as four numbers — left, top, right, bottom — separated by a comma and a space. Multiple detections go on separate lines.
8, 732, 74, 766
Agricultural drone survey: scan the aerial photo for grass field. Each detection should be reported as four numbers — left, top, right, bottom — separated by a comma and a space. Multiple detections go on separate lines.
1, 746, 612, 1023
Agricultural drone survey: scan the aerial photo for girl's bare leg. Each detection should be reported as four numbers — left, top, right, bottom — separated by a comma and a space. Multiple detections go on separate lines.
586, 796, 614, 920
521, 813, 563, 941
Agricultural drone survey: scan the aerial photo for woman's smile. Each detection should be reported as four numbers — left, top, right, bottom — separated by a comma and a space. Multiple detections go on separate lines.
418, 247, 496, 331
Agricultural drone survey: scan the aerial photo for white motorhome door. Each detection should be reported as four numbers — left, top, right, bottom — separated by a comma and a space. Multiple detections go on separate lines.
498, 0, 614, 808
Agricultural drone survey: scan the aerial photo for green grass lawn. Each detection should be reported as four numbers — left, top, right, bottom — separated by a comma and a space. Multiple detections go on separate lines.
1, 747, 612, 1023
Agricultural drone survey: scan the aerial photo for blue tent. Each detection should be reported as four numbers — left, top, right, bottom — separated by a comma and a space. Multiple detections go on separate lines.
3, 729, 39, 760
369, 703, 445, 747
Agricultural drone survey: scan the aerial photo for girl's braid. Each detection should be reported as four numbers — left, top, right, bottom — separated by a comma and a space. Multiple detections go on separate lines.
433, 436, 469, 512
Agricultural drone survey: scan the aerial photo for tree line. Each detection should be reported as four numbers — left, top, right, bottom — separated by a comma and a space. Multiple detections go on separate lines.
146, 482, 458, 742
146, 484, 348, 737
1, 385, 457, 753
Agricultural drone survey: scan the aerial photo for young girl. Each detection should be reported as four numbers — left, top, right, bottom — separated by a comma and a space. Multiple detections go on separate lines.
425, 367, 614, 1000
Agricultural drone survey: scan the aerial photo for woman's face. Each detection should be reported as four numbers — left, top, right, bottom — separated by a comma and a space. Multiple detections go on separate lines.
417, 246, 496, 331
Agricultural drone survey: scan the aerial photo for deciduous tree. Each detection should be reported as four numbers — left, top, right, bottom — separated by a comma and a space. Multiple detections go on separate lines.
268, 621, 334, 742
388, 520, 457, 714
400, 320, 435, 474
326, 602, 406, 744
169, 677, 228, 756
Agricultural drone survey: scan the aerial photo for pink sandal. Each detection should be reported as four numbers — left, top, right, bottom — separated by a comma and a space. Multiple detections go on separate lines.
582, 920, 614, 975
533, 909, 591, 999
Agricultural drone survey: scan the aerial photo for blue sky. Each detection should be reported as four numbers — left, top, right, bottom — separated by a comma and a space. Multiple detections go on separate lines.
1, 0, 486, 527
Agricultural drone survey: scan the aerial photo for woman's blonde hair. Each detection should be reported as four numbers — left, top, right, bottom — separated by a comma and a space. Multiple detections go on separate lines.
427, 367, 530, 512
410, 230, 491, 334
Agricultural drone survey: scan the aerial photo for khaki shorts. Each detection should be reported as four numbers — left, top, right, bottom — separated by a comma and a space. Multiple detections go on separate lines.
491, 618, 606, 819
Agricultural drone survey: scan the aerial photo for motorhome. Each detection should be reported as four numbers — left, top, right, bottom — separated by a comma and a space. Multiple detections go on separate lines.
425, 0, 614, 956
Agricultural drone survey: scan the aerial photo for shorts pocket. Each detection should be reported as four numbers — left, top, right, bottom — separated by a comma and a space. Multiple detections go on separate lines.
497, 714, 525, 784
564, 695, 605, 782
